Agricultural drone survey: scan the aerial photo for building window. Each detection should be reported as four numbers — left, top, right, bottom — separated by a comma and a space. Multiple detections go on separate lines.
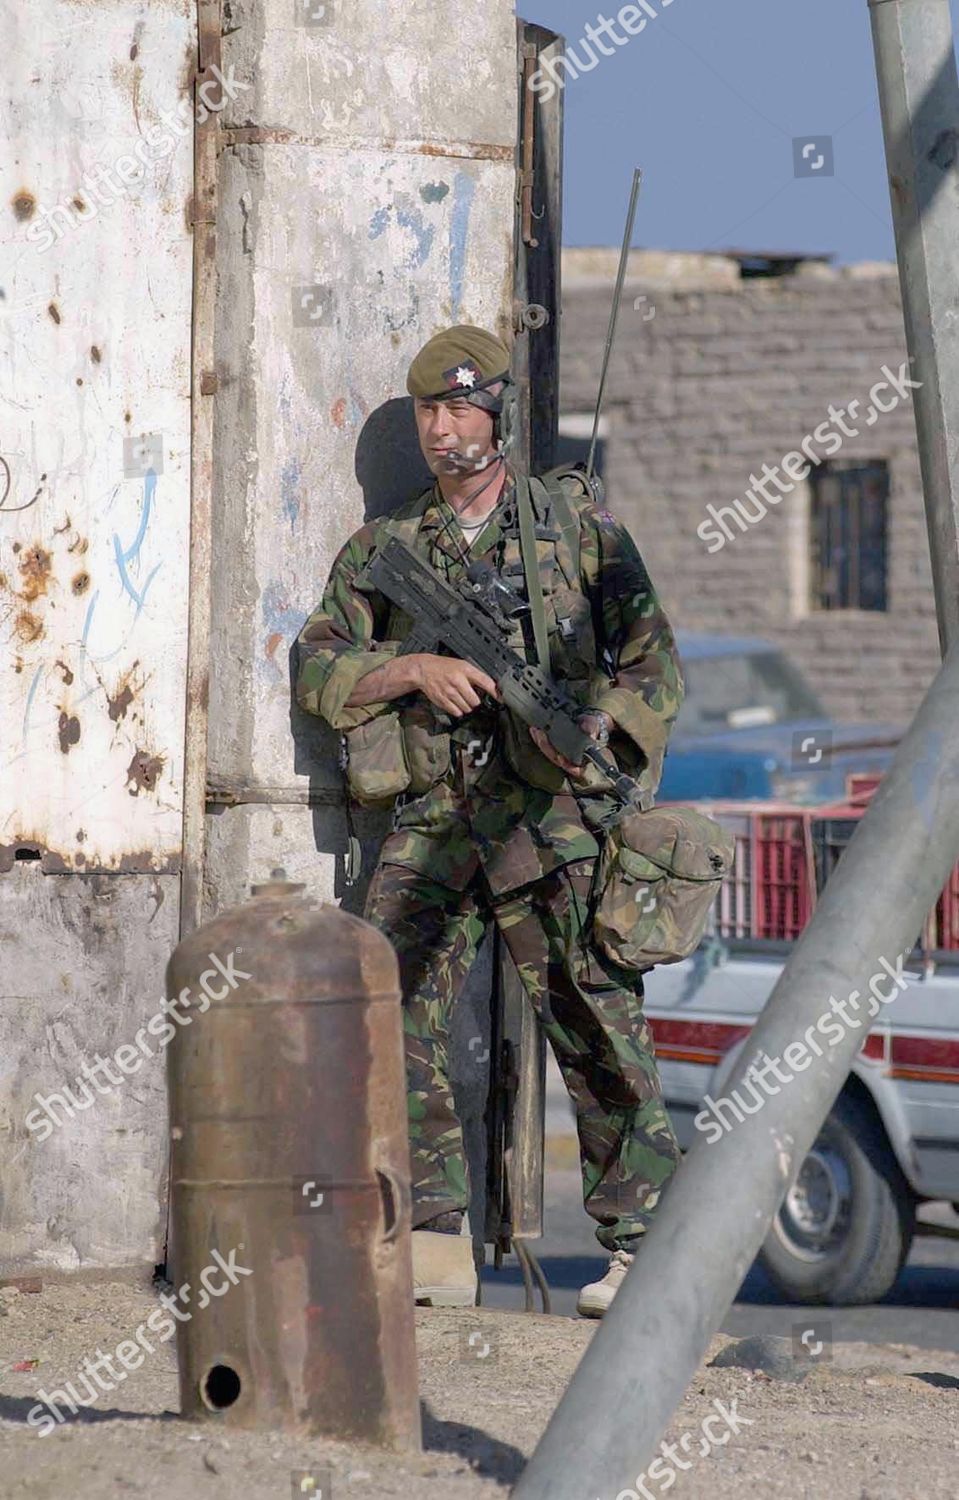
809, 460, 889, 612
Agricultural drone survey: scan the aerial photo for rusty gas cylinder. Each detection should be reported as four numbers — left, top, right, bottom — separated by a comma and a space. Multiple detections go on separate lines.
166, 880, 420, 1450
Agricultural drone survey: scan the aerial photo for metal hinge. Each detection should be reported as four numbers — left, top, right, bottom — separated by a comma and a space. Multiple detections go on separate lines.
206, 779, 344, 808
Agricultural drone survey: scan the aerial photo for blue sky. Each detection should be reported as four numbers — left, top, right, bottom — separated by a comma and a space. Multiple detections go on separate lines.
527, 0, 959, 263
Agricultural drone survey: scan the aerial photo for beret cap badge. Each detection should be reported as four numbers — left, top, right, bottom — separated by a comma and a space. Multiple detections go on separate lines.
443, 361, 482, 391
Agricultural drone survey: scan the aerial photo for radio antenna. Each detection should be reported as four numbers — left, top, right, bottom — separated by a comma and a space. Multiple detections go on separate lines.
586, 166, 643, 482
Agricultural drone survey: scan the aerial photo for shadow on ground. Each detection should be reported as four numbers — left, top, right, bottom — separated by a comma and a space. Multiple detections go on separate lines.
421, 1400, 525, 1485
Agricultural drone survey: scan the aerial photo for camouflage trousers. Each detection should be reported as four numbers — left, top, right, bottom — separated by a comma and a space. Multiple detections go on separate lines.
363, 855, 681, 1252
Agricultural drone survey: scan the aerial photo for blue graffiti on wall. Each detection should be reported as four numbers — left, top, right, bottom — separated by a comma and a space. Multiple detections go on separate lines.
449, 171, 475, 323
112, 471, 161, 613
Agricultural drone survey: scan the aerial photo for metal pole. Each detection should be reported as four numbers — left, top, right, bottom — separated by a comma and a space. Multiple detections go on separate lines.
586, 167, 642, 480
870, 0, 959, 653
512, 640, 959, 1500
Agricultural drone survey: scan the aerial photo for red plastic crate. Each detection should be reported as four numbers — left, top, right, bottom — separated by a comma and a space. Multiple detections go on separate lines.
713, 812, 753, 939
667, 793, 959, 956
753, 812, 815, 941
845, 772, 883, 804
810, 785, 959, 956
679, 803, 814, 943
934, 866, 959, 952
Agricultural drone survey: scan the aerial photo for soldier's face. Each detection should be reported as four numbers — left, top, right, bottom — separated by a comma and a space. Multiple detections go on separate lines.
414, 393, 498, 476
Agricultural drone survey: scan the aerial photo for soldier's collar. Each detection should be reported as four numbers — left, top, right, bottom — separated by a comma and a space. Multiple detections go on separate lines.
420, 472, 516, 533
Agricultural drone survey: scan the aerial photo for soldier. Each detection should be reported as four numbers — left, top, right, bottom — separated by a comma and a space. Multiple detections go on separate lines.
295, 324, 684, 1317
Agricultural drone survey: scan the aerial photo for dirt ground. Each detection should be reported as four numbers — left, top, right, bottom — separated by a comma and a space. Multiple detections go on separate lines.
1, 1279, 958, 1499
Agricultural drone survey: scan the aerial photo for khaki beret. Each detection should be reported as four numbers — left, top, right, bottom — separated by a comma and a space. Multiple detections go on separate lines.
406, 324, 511, 399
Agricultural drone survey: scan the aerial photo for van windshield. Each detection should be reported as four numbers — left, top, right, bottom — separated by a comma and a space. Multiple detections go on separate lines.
679, 651, 827, 736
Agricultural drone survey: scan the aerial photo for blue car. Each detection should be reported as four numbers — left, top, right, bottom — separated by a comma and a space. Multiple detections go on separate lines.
657, 633, 901, 803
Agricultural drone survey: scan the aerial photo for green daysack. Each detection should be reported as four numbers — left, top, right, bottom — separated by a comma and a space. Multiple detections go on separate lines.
592, 805, 735, 972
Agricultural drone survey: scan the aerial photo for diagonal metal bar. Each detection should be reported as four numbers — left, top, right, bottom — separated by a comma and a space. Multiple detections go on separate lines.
513, 638, 959, 1499
870, 0, 959, 651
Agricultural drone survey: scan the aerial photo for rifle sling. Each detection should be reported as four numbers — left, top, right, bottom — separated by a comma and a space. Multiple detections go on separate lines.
536, 475, 581, 586
516, 474, 550, 669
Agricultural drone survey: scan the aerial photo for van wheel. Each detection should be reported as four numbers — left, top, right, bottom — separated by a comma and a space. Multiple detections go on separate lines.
757, 1092, 915, 1305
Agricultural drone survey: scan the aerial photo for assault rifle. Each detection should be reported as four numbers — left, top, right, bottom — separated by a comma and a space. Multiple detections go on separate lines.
366, 535, 647, 812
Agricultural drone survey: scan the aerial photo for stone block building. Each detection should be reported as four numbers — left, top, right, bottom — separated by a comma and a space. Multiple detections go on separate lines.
558, 248, 941, 724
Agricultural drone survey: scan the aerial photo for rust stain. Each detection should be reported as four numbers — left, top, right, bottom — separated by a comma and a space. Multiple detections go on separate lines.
14, 657, 23, 675
331, 397, 347, 428
18, 545, 52, 602
72, 196, 86, 214
76, 829, 86, 843
126, 748, 164, 796
109, 683, 135, 722
411, 140, 514, 161
0, 840, 69, 875
0, 573, 6, 588
53, 515, 71, 535
186, 672, 209, 715
124, 411, 132, 424
90, 346, 101, 363
71, 570, 90, 595
0, 837, 177, 875
14, 610, 43, 644
108, 659, 140, 722
222, 127, 296, 146
148, 878, 165, 923
57, 711, 81, 753
67, 533, 88, 555
54, 659, 74, 686
117, 849, 178, 873
47, 303, 61, 325
12, 541, 21, 553
12, 191, 36, 221
131, 63, 143, 135
265, 632, 283, 660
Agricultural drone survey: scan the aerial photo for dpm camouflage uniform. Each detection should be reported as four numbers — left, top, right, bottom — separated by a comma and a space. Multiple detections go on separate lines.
295, 471, 684, 1251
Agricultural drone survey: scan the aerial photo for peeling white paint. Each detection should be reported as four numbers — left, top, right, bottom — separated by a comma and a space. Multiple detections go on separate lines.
0, 0, 193, 871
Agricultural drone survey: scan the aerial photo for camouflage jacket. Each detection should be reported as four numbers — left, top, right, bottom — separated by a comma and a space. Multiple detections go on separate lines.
295, 472, 684, 895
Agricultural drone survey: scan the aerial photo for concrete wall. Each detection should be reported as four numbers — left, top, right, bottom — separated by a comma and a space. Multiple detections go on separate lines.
204, 1, 518, 916
203, 3, 520, 1241
559, 252, 940, 725
1, 0, 194, 1275
1, 0, 520, 1275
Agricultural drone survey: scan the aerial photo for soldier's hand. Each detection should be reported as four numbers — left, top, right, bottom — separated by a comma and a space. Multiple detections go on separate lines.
410, 655, 500, 717
529, 726, 587, 778
529, 713, 609, 779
